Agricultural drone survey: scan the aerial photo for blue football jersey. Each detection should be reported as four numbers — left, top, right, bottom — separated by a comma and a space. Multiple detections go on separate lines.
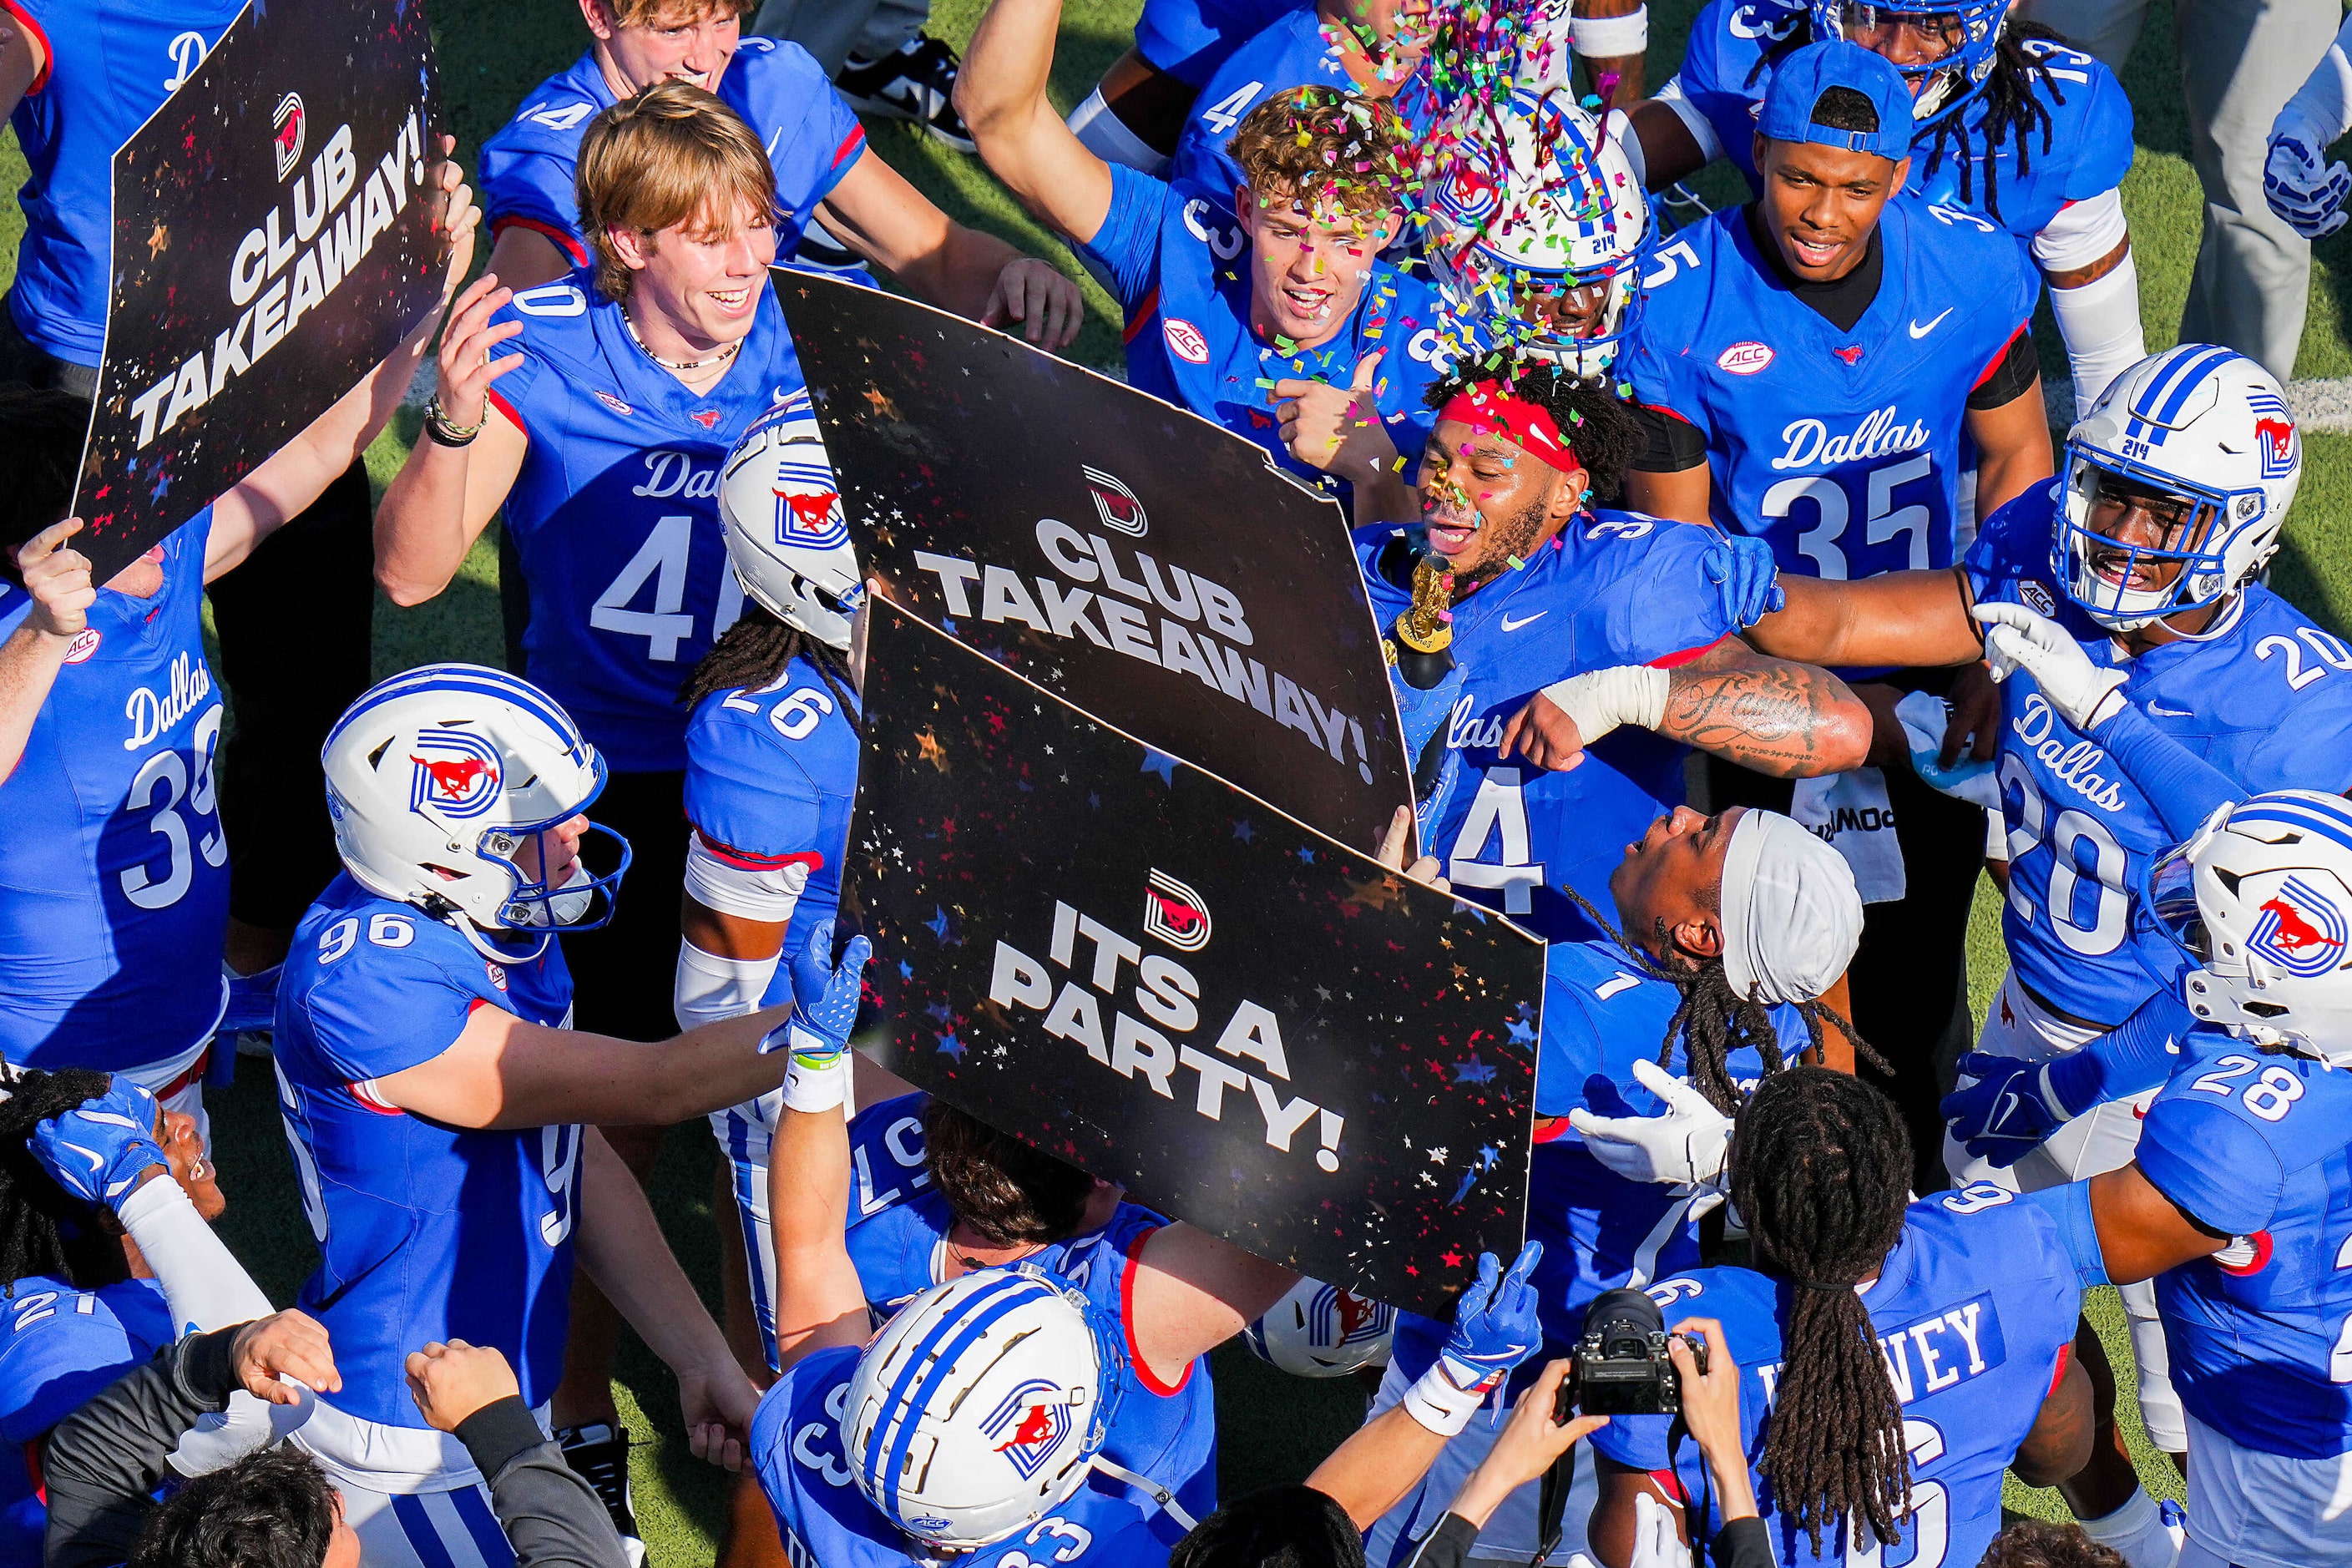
272, 874, 579, 1429
682, 654, 862, 982
479, 41, 864, 271
841, 1093, 1221, 1525
1390, 939, 1803, 1397
1962, 488, 2352, 1027
0, 512, 230, 1078
4, 0, 245, 366
1078, 165, 1452, 496
0, 1277, 171, 1561
2137, 1032, 2352, 1459
1355, 513, 1736, 942
1621, 198, 2036, 584
1592, 1185, 2102, 1566
751, 1346, 1184, 1568
486, 282, 818, 772
1669, 0, 2133, 244
1169, 11, 1440, 205
1136, 0, 1312, 86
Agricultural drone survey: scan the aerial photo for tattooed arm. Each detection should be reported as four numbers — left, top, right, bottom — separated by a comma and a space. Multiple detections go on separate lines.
1497, 636, 1871, 778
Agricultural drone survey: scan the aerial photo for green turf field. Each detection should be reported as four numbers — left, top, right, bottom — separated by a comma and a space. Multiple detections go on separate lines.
13, 0, 2344, 1554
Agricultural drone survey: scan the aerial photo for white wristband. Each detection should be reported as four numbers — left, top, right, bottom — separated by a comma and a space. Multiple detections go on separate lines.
1570, 5, 1648, 57
1538, 664, 1670, 746
1404, 1362, 1497, 1436
781, 1044, 852, 1114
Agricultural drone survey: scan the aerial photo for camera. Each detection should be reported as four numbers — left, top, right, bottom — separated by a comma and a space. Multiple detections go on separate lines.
1562, 1287, 1707, 1417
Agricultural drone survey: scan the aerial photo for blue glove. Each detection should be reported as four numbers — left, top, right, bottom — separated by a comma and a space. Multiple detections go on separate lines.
769, 918, 874, 1061
1939, 1052, 2077, 1168
1435, 1241, 1545, 1391
29, 1076, 168, 1206
1699, 534, 1784, 630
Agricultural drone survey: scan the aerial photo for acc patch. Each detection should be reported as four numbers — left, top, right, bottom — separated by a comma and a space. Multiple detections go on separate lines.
1716, 341, 1773, 376
1164, 318, 1211, 365
2021, 581, 2058, 616
62, 629, 101, 665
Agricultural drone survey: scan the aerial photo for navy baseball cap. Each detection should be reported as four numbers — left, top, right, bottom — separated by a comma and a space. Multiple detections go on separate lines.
1757, 40, 1913, 162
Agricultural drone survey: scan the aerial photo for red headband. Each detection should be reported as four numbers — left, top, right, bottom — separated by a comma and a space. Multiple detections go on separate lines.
1436, 382, 1577, 473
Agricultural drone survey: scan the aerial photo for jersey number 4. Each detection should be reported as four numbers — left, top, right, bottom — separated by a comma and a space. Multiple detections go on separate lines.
592, 514, 745, 662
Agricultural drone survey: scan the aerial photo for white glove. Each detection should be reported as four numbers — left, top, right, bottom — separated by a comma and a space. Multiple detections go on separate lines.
2266, 123, 2351, 239
1537, 665, 1669, 747
1566, 1060, 1732, 1187
1627, 1490, 1684, 1568
1973, 601, 2127, 731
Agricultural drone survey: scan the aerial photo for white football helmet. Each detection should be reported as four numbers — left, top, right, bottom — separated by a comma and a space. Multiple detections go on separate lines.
1242, 1277, 1396, 1377
320, 664, 630, 963
845, 1266, 1120, 1550
2146, 791, 2352, 1060
1811, 0, 2012, 120
1425, 89, 1652, 377
719, 390, 865, 650
2056, 345, 2301, 631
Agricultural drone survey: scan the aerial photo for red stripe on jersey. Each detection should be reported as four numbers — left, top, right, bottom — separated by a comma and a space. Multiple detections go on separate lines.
485, 387, 526, 437
2047, 1339, 2072, 1398
491, 215, 589, 269
1650, 634, 1728, 671
1123, 1226, 1195, 1396
1533, 1115, 1575, 1144
1974, 325, 2027, 390
0, 1, 53, 96
829, 124, 867, 170
1125, 287, 1161, 346
1648, 1468, 1691, 1506
1641, 401, 1696, 428
695, 829, 824, 873
346, 1078, 405, 1116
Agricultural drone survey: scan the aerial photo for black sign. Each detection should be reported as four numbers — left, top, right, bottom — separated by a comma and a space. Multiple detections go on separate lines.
781, 271, 1413, 852
69, 0, 446, 579
845, 604, 1541, 1317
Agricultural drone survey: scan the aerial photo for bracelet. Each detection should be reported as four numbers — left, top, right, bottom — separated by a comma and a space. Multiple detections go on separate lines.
424, 395, 483, 448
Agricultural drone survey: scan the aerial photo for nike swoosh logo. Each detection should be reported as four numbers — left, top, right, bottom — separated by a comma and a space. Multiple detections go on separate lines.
2146, 701, 2193, 717
1909, 309, 1954, 339
1500, 610, 1547, 632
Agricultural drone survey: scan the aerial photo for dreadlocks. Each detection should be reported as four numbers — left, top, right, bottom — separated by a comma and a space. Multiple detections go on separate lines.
1561, 884, 1881, 1114
678, 600, 860, 721
1748, 17, 2071, 225
0, 1067, 134, 1295
1730, 1067, 1914, 1555
1421, 364, 1641, 502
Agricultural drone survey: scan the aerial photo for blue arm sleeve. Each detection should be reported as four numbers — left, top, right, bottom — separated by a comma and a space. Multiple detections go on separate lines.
1077, 165, 1173, 316
2091, 702, 2240, 841
2059, 61, 2136, 200
2016, 1182, 2112, 1290
2045, 990, 2196, 1115
2137, 1096, 2288, 1237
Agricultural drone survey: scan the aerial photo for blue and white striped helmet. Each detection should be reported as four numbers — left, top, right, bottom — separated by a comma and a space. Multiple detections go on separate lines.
320, 664, 630, 961
1808, 0, 2011, 119
2054, 344, 2300, 631
718, 389, 864, 650
2147, 792, 2352, 1057
844, 1265, 1120, 1550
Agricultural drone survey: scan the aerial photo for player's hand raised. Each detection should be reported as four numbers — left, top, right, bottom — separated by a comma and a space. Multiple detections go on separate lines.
981, 257, 1084, 350
234, 1309, 341, 1404
1276, 352, 1398, 485
433, 271, 526, 432
11, 518, 97, 642
405, 1338, 520, 1431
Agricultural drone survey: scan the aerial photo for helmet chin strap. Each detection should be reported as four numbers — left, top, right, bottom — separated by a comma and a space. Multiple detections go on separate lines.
1085, 1456, 1199, 1533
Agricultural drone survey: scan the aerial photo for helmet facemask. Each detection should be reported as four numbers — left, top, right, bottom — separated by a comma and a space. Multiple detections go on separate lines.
2054, 450, 2263, 631
1813, 0, 2007, 120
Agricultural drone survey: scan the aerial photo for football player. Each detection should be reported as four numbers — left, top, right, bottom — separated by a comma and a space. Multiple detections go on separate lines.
1368, 806, 1865, 1564
0, 1069, 294, 1560
477, 0, 1085, 325
1070, 0, 1308, 173
271, 662, 868, 1568
1586, 1070, 2101, 1568
1611, 36, 2048, 1192
1700, 341, 2350, 1560
1623, 0, 2142, 419
751, 1017, 1550, 1565
960, 0, 1451, 508
1422, 90, 1653, 378
0, 166, 476, 1137
1359, 363, 1869, 943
